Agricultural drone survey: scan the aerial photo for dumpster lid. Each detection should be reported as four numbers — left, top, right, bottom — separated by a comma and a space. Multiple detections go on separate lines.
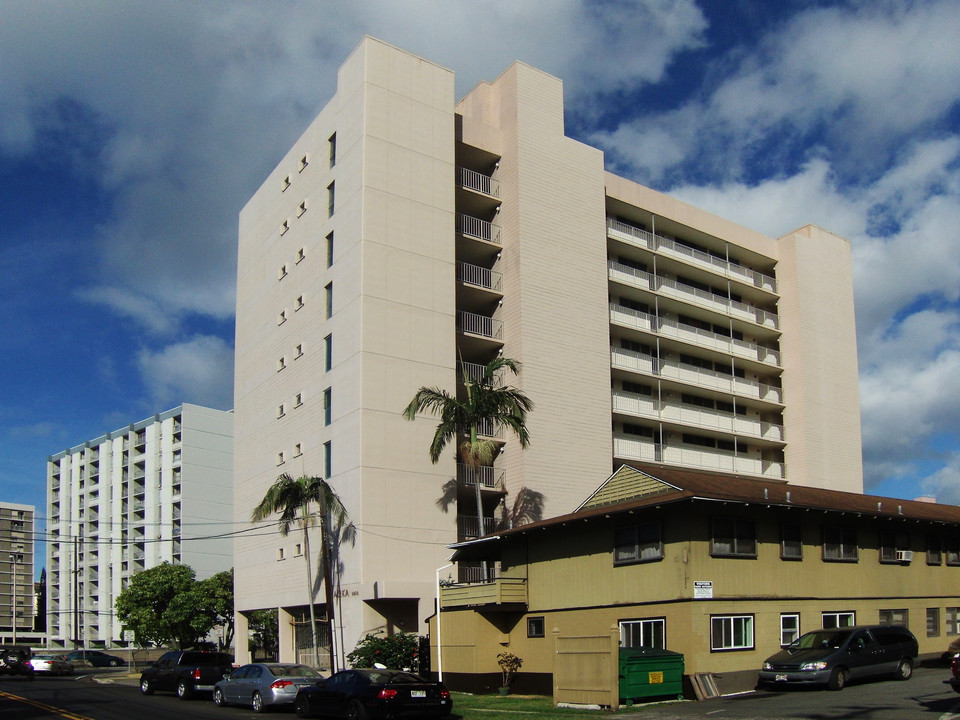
619, 647, 683, 658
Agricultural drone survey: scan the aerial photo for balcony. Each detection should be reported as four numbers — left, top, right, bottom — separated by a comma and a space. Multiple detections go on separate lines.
609, 261, 779, 329
457, 167, 500, 198
612, 433, 785, 479
440, 577, 527, 609
458, 516, 498, 539
607, 218, 777, 293
456, 213, 501, 244
610, 304, 781, 367
457, 312, 504, 356
457, 262, 502, 293
457, 464, 506, 492
610, 347, 783, 404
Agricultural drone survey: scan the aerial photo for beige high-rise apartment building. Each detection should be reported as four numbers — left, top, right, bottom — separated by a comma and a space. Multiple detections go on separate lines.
1, 502, 36, 645
234, 37, 861, 666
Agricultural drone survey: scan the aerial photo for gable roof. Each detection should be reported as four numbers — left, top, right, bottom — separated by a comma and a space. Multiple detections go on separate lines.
450, 465, 960, 559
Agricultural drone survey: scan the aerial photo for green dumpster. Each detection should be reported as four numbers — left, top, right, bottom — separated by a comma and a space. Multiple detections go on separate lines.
619, 647, 684, 702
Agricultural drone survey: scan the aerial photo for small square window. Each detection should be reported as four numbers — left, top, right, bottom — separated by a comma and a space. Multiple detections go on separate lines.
277, 357, 286, 372
296, 247, 305, 264
294, 543, 303, 556
927, 608, 940, 637
298, 200, 307, 217
282, 175, 291, 191
295, 343, 304, 359
276, 452, 285, 466
278, 310, 287, 325
781, 522, 802, 560
295, 392, 303, 407
278, 264, 288, 280
281, 219, 290, 235
298, 154, 309, 172
294, 443, 302, 457
277, 548, 285, 560
277, 404, 285, 418
527, 616, 545, 638
295, 295, 304, 311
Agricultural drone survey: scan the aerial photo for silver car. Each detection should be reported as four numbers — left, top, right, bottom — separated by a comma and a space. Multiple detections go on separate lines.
213, 663, 321, 712
30, 653, 74, 675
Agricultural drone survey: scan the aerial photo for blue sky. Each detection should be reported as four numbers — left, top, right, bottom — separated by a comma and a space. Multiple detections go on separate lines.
3, 1, 960, 563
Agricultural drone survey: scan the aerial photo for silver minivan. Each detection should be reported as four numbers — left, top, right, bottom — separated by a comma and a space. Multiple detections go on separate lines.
759, 625, 918, 690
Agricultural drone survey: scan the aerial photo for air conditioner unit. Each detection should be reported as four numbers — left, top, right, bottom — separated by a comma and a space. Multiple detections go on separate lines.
896, 550, 913, 562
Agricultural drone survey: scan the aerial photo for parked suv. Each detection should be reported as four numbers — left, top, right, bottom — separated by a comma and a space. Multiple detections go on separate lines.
0, 645, 34, 679
759, 625, 918, 690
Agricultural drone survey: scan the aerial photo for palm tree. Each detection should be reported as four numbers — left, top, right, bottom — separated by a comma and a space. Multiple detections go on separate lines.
251, 473, 350, 671
403, 357, 533, 557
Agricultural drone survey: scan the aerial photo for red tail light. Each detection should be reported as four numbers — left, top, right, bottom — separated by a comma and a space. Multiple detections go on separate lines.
271, 679, 294, 689
192, 669, 202, 680
377, 688, 398, 700
440, 689, 450, 700
952, 654, 960, 677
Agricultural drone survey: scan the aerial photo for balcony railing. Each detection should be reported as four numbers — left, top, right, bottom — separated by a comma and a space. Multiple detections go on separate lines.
457, 262, 503, 292
612, 433, 785, 479
610, 347, 783, 403
458, 515, 498, 539
607, 217, 777, 293
440, 577, 527, 609
457, 213, 502, 244
609, 261, 779, 329
457, 464, 506, 491
457, 167, 500, 198
610, 304, 781, 366
457, 311, 503, 341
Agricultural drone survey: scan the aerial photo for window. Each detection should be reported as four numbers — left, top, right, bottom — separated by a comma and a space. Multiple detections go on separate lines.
277, 404, 285, 418
879, 530, 909, 563
278, 310, 287, 325
928, 608, 941, 637
295, 295, 304, 311
294, 443, 302, 457
928, 536, 943, 565
781, 522, 802, 560
879, 608, 908, 626
276, 452, 285, 466
295, 343, 304, 359
277, 548, 285, 560
620, 618, 665, 649
297, 200, 307, 217
326, 232, 334, 267
324, 334, 332, 371
324, 387, 332, 426
298, 154, 308, 172
279, 264, 288, 280
711, 615, 754, 651
281, 219, 290, 235
324, 441, 332, 479
947, 607, 960, 635
294, 543, 303, 556
823, 526, 858, 561
294, 392, 303, 407
711, 518, 757, 557
614, 523, 662, 564
277, 357, 286, 372
527, 617, 545, 638
946, 537, 960, 565
325, 283, 333, 318
328, 132, 337, 168
282, 175, 291, 191
822, 611, 855, 628
327, 181, 335, 217
296, 247, 305, 264
780, 613, 800, 646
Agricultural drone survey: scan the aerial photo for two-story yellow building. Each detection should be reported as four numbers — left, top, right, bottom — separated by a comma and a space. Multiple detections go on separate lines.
434, 466, 960, 701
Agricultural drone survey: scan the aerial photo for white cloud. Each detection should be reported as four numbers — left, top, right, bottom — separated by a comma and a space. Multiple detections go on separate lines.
137, 336, 235, 411
922, 458, 960, 506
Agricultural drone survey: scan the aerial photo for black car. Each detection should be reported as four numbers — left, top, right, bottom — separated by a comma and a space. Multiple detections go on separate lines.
0, 646, 34, 679
64, 650, 124, 667
294, 668, 452, 720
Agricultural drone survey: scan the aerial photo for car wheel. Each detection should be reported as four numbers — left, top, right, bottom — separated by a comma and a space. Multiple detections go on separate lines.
252, 691, 264, 713
177, 680, 194, 700
347, 699, 369, 720
896, 658, 913, 680
826, 666, 847, 691
213, 688, 226, 707
140, 678, 154, 695
108, 659, 120, 668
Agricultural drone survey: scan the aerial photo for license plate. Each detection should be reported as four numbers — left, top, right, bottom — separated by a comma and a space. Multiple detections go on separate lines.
775, 674, 788, 681
411, 690, 426, 698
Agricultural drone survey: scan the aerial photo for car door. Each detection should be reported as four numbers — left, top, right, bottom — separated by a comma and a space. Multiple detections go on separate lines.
154, 652, 179, 690
244, 665, 264, 704
846, 630, 881, 680
224, 665, 249, 704
313, 670, 356, 715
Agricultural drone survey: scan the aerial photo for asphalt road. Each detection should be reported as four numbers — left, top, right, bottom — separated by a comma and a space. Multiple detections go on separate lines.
3, 666, 960, 720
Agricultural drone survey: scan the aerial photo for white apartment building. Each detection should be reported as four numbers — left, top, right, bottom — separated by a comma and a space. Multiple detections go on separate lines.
1, 502, 37, 645
46, 404, 233, 650
233, 37, 861, 666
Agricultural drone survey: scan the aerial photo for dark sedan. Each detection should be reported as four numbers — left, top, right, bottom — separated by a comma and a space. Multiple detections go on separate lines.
64, 650, 124, 668
294, 668, 452, 720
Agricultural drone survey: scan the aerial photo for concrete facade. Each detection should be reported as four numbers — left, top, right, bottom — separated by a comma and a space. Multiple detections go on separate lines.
46, 404, 233, 649
0, 502, 36, 645
234, 38, 862, 668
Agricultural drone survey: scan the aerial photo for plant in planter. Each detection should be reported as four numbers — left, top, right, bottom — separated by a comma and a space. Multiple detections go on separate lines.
497, 652, 522, 694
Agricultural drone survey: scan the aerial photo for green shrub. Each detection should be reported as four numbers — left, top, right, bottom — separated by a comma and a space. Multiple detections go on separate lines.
347, 632, 422, 671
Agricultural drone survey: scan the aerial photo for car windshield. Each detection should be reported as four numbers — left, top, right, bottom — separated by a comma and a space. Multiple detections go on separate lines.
789, 630, 852, 650
270, 665, 320, 678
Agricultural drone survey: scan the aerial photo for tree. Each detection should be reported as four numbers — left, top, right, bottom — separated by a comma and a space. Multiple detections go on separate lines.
115, 562, 214, 648
403, 357, 533, 552
251, 473, 351, 671
199, 569, 235, 651
248, 609, 279, 661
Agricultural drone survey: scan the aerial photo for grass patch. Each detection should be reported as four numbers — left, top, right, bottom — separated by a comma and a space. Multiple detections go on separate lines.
448, 691, 681, 719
